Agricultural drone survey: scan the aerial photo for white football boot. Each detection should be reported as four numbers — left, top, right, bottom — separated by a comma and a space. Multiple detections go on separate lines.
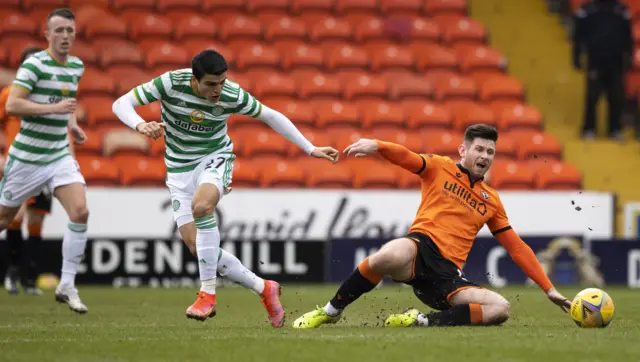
55, 284, 88, 314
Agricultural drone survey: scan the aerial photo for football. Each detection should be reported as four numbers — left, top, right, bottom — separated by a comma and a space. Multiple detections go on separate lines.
570, 288, 615, 328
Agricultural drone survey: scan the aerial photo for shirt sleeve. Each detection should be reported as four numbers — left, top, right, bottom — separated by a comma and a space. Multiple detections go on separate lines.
235, 87, 263, 118
376, 141, 442, 177
132, 71, 171, 105
495, 229, 554, 292
486, 197, 512, 235
12, 57, 41, 93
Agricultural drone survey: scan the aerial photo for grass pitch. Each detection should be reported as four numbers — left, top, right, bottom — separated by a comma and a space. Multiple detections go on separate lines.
1, 285, 638, 362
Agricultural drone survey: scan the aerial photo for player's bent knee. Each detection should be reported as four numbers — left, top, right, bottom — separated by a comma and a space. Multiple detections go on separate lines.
485, 300, 510, 325
69, 205, 89, 223
369, 238, 415, 274
191, 201, 215, 219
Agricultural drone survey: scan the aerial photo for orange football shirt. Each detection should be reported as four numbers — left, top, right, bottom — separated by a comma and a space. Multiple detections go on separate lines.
0, 86, 21, 157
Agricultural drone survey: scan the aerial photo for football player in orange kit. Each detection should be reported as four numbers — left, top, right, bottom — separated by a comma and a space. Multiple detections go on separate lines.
293, 124, 572, 328
1, 47, 49, 295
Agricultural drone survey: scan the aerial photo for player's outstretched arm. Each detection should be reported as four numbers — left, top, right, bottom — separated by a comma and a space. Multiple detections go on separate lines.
345, 139, 425, 173
112, 91, 164, 140
495, 229, 572, 312
257, 105, 338, 163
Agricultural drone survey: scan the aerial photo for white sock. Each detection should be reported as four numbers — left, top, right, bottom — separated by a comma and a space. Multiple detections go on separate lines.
60, 222, 88, 288
195, 215, 220, 295
217, 249, 265, 294
323, 302, 341, 317
417, 313, 429, 327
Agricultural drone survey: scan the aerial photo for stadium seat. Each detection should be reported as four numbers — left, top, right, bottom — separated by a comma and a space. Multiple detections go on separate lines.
424, 0, 468, 15
110, 68, 153, 95
1, 12, 37, 36
398, 169, 422, 189
263, 99, 316, 129
0, 48, 8, 67
235, 44, 280, 70
75, 129, 103, 156
306, 161, 353, 188
129, 14, 173, 42
156, 0, 202, 12
282, 45, 324, 70
408, 19, 442, 43
335, 0, 378, 14
422, 130, 462, 159
83, 15, 128, 43
242, 130, 289, 158
78, 69, 116, 98
287, 127, 331, 156
370, 45, 415, 72
290, 0, 335, 14
478, 75, 525, 102
495, 135, 518, 160
260, 159, 307, 188
111, 0, 156, 12
442, 18, 487, 45
448, 101, 496, 130
495, 103, 543, 131
389, 76, 434, 101
252, 72, 297, 100
183, 42, 233, 63
434, 75, 477, 100
264, 17, 308, 42
509, 130, 563, 160
405, 101, 454, 130
360, 101, 406, 128
0, 0, 19, 10
488, 161, 535, 190
247, 0, 289, 13
149, 137, 165, 157
137, 102, 162, 123
313, 100, 360, 129
76, 156, 121, 186
326, 45, 369, 71
354, 17, 386, 42
70, 40, 98, 66
218, 16, 262, 42
145, 42, 190, 69
174, 15, 216, 42
309, 17, 353, 42
202, 0, 246, 12
370, 127, 425, 153
349, 158, 400, 189
415, 44, 459, 71
296, 72, 342, 100
380, 0, 423, 17
21, 0, 67, 10
81, 96, 120, 126
100, 43, 145, 72
535, 161, 582, 190
457, 45, 507, 73
102, 128, 150, 157
3, 36, 47, 67
117, 156, 166, 187
229, 158, 261, 188
344, 74, 388, 100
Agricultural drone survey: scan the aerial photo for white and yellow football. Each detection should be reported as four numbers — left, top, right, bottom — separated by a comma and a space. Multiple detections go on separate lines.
570, 288, 615, 328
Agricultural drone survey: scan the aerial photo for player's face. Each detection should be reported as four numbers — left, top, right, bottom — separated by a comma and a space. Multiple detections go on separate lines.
45, 16, 75, 57
196, 73, 227, 102
459, 138, 496, 179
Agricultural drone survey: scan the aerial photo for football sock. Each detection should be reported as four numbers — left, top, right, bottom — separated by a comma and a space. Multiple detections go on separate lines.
6, 220, 23, 271
195, 215, 219, 295
23, 223, 43, 287
418, 304, 483, 326
326, 257, 382, 315
217, 249, 265, 294
60, 222, 88, 288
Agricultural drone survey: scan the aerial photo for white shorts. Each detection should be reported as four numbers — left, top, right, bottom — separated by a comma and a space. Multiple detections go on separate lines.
0, 155, 86, 208
166, 153, 235, 227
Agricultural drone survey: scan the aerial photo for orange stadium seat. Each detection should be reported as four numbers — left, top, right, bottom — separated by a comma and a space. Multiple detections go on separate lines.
309, 17, 353, 42
354, 17, 386, 42
449, 101, 496, 130
442, 18, 487, 45
344, 74, 388, 100
495, 103, 543, 131
242, 129, 289, 158
371, 45, 415, 72
1, 12, 37, 36
380, 0, 423, 17
21, 0, 67, 10
3, 36, 47, 67
117, 156, 166, 187
422, 130, 462, 158
145, 42, 190, 69
259, 159, 307, 188
409, 19, 442, 43
235, 44, 280, 70
360, 101, 406, 128
229, 158, 261, 188
247, 0, 289, 13
296, 72, 342, 99
264, 99, 316, 128
202, 0, 246, 12
99, 42, 145, 70
282, 45, 324, 70
415, 44, 459, 71
307, 161, 354, 188
76, 156, 121, 186
83, 15, 128, 43
509, 131, 562, 160
535, 161, 582, 190
0, 48, 8, 67
313, 100, 360, 129
424, 0, 468, 15
174, 15, 217, 42
326, 45, 369, 71
218, 16, 262, 42
137, 102, 162, 123
102, 128, 150, 157
112, 0, 156, 12
494, 135, 517, 160
163, 9, 200, 24
488, 161, 535, 190
290, 0, 335, 14
252, 72, 297, 99
389, 76, 434, 101
349, 158, 400, 189
129, 14, 173, 42
405, 101, 454, 130
70, 40, 98, 66
149, 137, 165, 157
335, 0, 378, 14
479, 75, 525, 102
78, 69, 116, 98
82, 96, 120, 126
0, 0, 20, 9
183, 41, 233, 62
264, 17, 308, 42
434, 75, 477, 100
156, 0, 203, 12
371, 127, 425, 152
458, 45, 507, 73
75, 129, 103, 156
288, 128, 332, 156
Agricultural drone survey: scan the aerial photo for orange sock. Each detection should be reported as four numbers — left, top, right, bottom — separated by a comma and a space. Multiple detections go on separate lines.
28, 223, 42, 238
357, 257, 383, 284
469, 303, 484, 325
8, 217, 23, 230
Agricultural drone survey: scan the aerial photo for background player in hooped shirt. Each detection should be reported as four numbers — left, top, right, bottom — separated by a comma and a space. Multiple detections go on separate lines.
293, 124, 572, 329
112, 49, 339, 325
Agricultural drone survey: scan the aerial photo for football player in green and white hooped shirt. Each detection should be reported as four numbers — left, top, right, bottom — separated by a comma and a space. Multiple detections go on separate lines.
2, 8, 89, 313
112, 50, 339, 325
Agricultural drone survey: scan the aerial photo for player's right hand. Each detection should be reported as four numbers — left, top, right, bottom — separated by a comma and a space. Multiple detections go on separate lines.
343, 138, 379, 157
52, 98, 77, 114
136, 121, 165, 140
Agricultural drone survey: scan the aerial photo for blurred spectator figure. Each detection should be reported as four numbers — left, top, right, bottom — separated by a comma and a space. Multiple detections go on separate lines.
572, 0, 633, 140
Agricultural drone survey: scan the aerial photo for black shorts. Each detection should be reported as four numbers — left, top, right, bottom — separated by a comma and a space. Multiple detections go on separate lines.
400, 232, 482, 311
26, 189, 52, 214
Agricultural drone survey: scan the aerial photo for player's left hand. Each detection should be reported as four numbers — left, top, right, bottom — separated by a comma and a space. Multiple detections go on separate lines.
546, 288, 572, 313
70, 126, 87, 145
311, 146, 339, 163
